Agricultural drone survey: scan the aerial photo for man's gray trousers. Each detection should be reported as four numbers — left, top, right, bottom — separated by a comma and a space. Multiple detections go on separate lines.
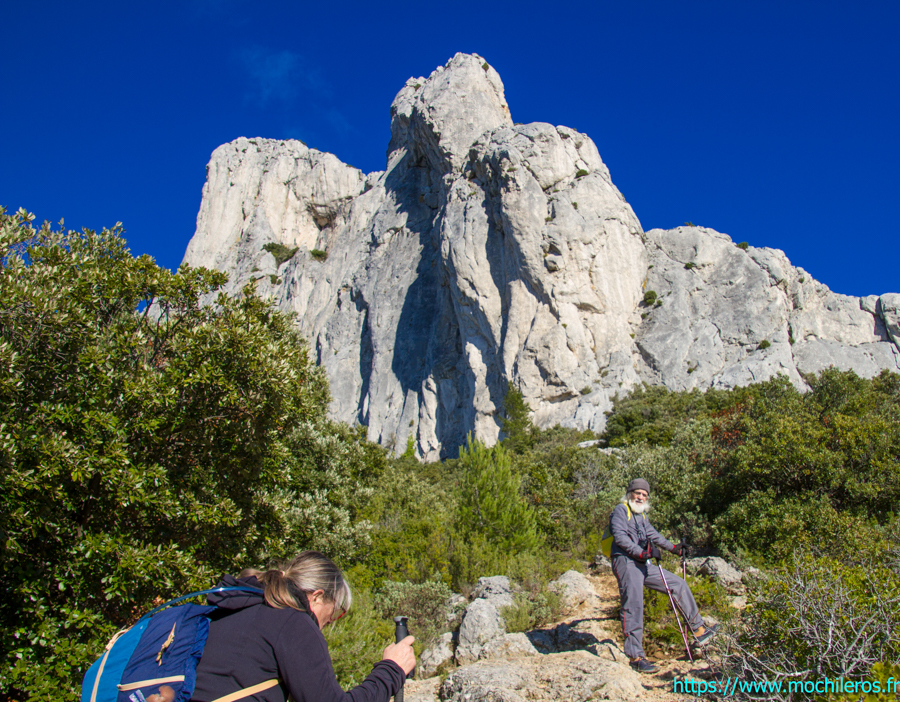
612, 554, 704, 659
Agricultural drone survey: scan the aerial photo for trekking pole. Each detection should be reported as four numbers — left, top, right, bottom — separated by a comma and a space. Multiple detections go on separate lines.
655, 557, 694, 662
393, 616, 410, 702
680, 539, 688, 582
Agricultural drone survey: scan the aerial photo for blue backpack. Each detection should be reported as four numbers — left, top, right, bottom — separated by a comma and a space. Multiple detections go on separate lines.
81, 588, 279, 702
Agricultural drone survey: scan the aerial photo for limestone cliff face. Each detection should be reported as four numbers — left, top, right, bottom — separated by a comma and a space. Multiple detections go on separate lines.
182, 53, 900, 460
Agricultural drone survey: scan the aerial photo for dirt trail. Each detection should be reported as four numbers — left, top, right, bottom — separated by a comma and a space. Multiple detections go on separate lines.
406, 570, 719, 702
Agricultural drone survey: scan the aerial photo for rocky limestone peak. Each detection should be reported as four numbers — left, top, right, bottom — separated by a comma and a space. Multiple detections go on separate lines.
388, 53, 513, 175
181, 53, 900, 460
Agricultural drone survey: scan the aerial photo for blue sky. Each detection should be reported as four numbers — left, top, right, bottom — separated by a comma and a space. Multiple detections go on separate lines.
2, 0, 897, 297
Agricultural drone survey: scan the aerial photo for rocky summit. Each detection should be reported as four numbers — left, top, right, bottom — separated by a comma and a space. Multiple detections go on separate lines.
181, 53, 900, 460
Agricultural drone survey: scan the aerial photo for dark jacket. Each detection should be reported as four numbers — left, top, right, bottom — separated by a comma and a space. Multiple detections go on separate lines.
192, 575, 404, 702
608, 503, 674, 559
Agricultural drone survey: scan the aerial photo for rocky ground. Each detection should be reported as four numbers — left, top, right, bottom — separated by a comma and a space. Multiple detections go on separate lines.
402, 570, 724, 702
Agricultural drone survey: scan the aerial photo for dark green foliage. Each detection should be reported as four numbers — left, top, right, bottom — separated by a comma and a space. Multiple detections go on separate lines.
501, 590, 563, 633
455, 435, 540, 554
684, 262, 696, 270
642, 290, 658, 306
310, 248, 328, 261
500, 383, 534, 452
352, 452, 454, 588
757, 339, 771, 350
703, 371, 900, 557
374, 579, 453, 647
601, 384, 735, 447
262, 241, 299, 266
736, 241, 750, 250
575, 169, 589, 178
0, 210, 369, 699
509, 425, 603, 554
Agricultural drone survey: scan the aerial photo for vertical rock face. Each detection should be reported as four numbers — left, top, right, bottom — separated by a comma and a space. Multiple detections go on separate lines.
182, 53, 900, 460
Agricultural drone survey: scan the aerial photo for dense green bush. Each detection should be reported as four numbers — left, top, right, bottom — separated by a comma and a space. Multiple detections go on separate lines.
0, 210, 377, 699
373, 579, 454, 648
501, 590, 563, 633
455, 435, 540, 555
262, 241, 298, 266
353, 452, 455, 588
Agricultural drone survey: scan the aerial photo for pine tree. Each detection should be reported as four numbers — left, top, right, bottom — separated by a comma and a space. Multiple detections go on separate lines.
456, 434, 540, 553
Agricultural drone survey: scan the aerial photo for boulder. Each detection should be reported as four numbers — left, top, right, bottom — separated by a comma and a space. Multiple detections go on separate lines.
686, 556, 745, 594
547, 570, 596, 610
419, 632, 455, 678
440, 652, 646, 702
472, 576, 515, 609
456, 598, 506, 664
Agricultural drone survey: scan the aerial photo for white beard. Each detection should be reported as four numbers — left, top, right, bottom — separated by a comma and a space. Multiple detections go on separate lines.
628, 498, 650, 514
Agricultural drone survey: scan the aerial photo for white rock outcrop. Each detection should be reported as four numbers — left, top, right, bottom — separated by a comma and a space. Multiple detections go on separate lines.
182, 53, 900, 459
547, 570, 596, 610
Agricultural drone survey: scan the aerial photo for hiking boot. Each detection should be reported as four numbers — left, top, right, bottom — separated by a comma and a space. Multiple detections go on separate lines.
630, 657, 659, 674
693, 623, 720, 646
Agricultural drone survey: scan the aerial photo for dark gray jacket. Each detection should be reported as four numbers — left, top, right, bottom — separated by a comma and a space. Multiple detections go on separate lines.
192, 575, 404, 702
608, 503, 674, 560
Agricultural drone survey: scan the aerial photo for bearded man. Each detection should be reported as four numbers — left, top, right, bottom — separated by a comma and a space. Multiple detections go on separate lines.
609, 478, 718, 673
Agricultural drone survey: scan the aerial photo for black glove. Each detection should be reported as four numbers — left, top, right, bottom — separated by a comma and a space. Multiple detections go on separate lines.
671, 543, 685, 556
637, 545, 662, 562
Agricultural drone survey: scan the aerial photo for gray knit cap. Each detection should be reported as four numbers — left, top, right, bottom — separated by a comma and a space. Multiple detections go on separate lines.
627, 478, 651, 494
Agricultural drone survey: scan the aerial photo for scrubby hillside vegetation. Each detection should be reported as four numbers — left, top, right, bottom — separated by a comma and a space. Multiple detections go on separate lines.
2, 208, 898, 701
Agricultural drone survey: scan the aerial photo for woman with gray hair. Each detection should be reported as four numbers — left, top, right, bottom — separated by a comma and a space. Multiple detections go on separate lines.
609, 479, 717, 674
191, 550, 415, 702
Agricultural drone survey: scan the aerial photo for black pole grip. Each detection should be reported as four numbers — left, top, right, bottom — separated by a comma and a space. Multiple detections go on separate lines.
393, 616, 409, 702
393, 615, 409, 643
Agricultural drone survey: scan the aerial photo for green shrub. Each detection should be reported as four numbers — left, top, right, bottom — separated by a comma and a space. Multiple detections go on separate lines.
0, 209, 353, 699
684, 262, 696, 270
718, 554, 900, 701
580, 386, 592, 395
643, 290, 658, 306
356, 454, 454, 587
310, 248, 328, 261
501, 590, 564, 633
374, 579, 453, 648
737, 241, 749, 250
575, 169, 589, 178
757, 339, 771, 350
262, 241, 299, 266
455, 436, 540, 554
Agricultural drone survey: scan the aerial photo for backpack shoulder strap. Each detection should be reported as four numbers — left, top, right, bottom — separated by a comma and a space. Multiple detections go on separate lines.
211, 679, 280, 702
